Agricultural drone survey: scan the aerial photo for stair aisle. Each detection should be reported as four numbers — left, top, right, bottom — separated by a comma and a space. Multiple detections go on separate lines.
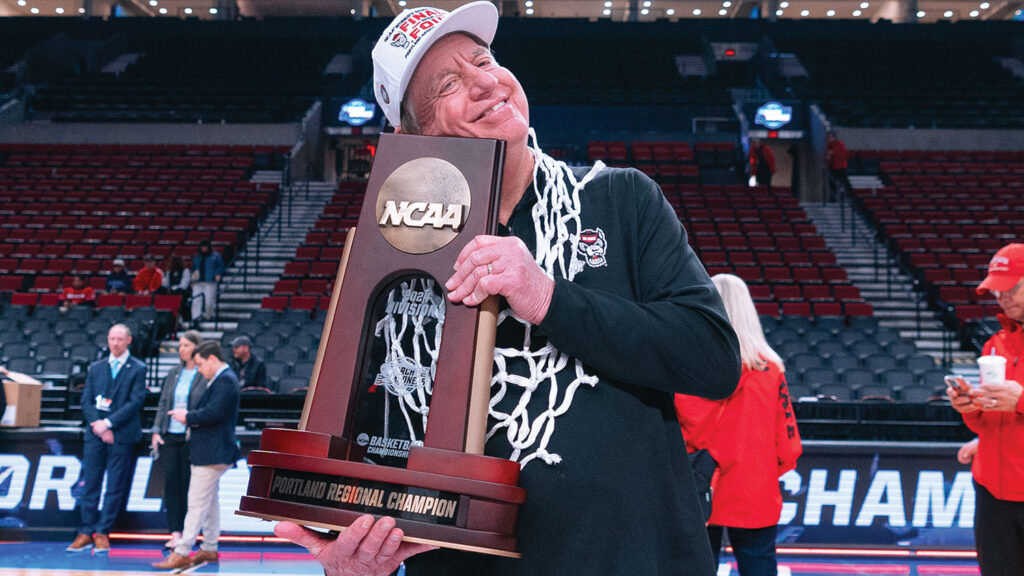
803, 201, 976, 366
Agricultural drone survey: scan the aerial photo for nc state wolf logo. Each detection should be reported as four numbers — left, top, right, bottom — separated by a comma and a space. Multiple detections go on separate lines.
389, 32, 410, 49
576, 228, 608, 268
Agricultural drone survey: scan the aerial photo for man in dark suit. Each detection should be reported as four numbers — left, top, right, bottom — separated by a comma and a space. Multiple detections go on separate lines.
154, 340, 241, 570
68, 324, 147, 553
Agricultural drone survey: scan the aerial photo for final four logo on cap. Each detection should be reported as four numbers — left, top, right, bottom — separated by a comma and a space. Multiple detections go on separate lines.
371, 2, 499, 127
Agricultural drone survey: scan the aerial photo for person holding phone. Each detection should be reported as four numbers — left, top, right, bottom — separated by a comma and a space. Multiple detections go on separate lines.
945, 243, 1024, 576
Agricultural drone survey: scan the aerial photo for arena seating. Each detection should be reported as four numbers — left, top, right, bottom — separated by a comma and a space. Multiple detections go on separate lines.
771, 21, 1024, 129
849, 149, 1024, 345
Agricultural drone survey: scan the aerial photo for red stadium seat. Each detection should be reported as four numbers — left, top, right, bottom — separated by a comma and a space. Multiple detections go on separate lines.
97, 293, 125, 308
262, 296, 289, 311
290, 296, 318, 311
11, 292, 38, 306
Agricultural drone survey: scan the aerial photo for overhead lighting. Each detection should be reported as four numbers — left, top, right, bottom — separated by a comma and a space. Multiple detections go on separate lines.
525, 0, 533, 6
916, 9, 925, 16
525, 7, 533, 14
159, 7, 167, 13
779, 2, 789, 7
693, 8, 701, 15
944, 9, 953, 16
979, 1, 989, 7
859, 2, 869, 8
643, 0, 651, 6
78, 6, 85, 12
604, 1, 612, 6
800, 9, 809, 15
826, 9, 835, 16
398, 0, 406, 5
723, 1, 731, 6
17, 0, 25, 5
149, 0, 157, 5
602, 7, 611, 14
718, 8, 727, 14
641, 8, 649, 14
852, 9, 862, 15
30, 6, 39, 12
969, 9, 979, 15
775, 9, 783, 15
55, 6, 64, 12
666, 8, 674, 14
184, 7, 192, 14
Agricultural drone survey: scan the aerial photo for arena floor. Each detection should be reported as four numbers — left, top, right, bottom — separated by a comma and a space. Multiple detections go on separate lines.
0, 541, 981, 576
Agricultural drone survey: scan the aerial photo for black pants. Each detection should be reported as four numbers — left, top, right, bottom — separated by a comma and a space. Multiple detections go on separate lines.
161, 433, 190, 533
975, 481, 1024, 576
828, 168, 849, 202
708, 525, 778, 576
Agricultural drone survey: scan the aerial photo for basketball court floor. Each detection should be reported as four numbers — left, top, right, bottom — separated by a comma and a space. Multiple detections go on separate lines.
0, 539, 981, 576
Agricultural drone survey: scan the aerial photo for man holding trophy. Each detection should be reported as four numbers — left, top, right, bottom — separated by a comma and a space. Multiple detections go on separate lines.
274, 3, 742, 574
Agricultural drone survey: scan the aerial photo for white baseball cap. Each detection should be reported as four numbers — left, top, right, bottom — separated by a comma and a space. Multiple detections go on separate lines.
372, 1, 499, 127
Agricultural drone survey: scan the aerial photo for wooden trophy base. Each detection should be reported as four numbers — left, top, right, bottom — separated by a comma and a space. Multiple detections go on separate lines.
237, 428, 525, 558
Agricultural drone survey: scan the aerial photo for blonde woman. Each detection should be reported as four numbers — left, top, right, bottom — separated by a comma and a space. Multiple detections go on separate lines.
675, 274, 802, 575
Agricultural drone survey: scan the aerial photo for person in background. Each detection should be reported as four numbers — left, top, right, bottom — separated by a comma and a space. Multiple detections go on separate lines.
676, 273, 802, 576
151, 331, 206, 550
191, 240, 224, 324
61, 273, 96, 307
133, 254, 163, 296
154, 341, 241, 570
946, 242, 1024, 576
68, 324, 147, 553
824, 131, 849, 202
748, 139, 776, 193
230, 336, 271, 392
105, 258, 132, 295
162, 255, 193, 322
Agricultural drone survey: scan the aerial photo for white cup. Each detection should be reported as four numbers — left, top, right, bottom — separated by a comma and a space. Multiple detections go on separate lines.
977, 355, 1007, 386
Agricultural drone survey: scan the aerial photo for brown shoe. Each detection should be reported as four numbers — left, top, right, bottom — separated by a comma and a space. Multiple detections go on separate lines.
192, 550, 219, 564
92, 533, 110, 553
66, 533, 93, 552
153, 552, 193, 570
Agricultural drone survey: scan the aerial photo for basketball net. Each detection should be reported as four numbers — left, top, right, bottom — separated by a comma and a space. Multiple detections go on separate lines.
376, 130, 605, 468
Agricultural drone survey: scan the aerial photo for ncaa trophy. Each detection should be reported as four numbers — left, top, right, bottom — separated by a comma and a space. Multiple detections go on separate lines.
237, 133, 526, 557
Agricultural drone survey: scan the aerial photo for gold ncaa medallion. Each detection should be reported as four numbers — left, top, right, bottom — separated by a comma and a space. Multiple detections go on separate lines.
376, 157, 471, 254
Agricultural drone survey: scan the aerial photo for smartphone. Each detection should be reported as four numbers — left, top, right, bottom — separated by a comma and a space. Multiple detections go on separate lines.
944, 375, 969, 395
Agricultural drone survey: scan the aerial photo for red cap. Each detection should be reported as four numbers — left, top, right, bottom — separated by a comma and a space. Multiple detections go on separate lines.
977, 243, 1024, 294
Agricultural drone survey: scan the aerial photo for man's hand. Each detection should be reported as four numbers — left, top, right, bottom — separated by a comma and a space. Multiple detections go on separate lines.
445, 235, 554, 325
957, 438, 979, 465
274, 515, 434, 576
100, 429, 115, 444
946, 383, 978, 414
168, 409, 188, 424
91, 419, 110, 436
151, 433, 164, 452
973, 379, 1023, 412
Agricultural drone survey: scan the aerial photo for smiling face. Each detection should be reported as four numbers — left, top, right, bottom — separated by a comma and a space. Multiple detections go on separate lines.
403, 33, 529, 146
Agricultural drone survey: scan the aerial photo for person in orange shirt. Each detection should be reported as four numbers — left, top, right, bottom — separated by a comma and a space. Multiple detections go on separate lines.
133, 255, 163, 295
676, 273, 802, 575
946, 243, 1024, 576
61, 274, 96, 307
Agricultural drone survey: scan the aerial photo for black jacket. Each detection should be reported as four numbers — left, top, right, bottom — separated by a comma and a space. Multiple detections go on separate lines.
406, 165, 740, 576
185, 367, 241, 466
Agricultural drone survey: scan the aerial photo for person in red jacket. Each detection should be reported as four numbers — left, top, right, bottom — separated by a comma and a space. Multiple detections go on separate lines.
946, 242, 1024, 576
133, 255, 163, 295
676, 273, 802, 575
748, 139, 776, 193
824, 131, 849, 202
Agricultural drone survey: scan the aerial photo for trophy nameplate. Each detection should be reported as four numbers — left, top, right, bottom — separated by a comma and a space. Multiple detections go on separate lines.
237, 133, 525, 557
